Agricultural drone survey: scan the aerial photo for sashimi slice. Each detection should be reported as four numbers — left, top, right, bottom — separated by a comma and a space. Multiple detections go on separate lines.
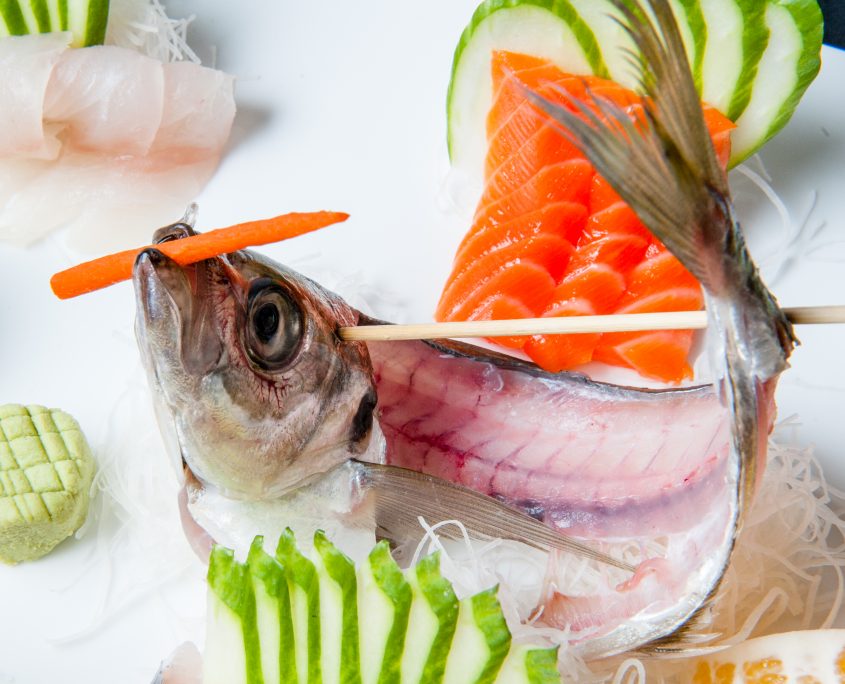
588, 175, 622, 214
438, 233, 573, 317
483, 117, 582, 201
523, 263, 626, 370
470, 294, 536, 349
44, 46, 165, 156
523, 298, 599, 369
583, 201, 655, 244
455, 201, 587, 265
443, 259, 556, 322
152, 62, 236, 157
593, 330, 697, 383
594, 288, 704, 382
565, 233, 648, 273
472, 159, 593, 232
0, 33, 69, 158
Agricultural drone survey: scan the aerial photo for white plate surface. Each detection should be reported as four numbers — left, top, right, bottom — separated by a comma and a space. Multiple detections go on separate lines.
0, 3, 844, 681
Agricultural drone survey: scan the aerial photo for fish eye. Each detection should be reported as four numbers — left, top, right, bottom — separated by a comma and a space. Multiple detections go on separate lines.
245, 278, 303, 370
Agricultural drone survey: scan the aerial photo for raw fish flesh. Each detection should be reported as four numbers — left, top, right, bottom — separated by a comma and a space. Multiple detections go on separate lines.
0, 34, 235, 250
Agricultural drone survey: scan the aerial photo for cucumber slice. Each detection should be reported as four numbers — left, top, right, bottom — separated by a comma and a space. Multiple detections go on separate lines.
563, 0, 700, 89
204, 546, 263, 684
205, 534, 562, 684
358, 540, 413, 684
401, 552, 459, 683
447, 0, 607, 178
496, 645, 561, 684
697, 0, 769, 120
447, 0, 822, 173
247, 537, 298, 684
277, 528, 322, 684
313, 530, 362, 684
0, 0, 108, 46
443, 586, 512, 684
66, 0, 109, 47
729, 0, 822, 161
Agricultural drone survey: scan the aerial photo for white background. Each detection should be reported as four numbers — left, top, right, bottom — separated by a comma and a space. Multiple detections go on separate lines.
0, 2, 844, 681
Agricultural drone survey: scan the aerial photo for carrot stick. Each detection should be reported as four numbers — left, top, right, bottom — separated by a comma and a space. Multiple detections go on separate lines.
50, 211, 349, 300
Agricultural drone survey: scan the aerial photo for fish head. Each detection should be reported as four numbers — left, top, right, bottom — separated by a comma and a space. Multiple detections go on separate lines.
133, 220, 379, 500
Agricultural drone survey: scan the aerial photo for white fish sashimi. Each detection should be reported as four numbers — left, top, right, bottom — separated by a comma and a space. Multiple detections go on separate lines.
44, 46, 165, 155
0, 33, 69, 158
153, 62, 237, 158
0, 36, 235, 249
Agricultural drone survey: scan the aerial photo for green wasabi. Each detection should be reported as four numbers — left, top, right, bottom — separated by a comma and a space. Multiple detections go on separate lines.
0, 404, 95, 564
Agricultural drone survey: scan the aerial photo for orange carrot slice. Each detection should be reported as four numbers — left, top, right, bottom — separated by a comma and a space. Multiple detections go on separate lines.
50, 211, 349, 300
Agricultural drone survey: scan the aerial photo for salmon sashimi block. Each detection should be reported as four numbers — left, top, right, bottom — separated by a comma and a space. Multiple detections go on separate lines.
436, 50, 734, 383
455, 200, 587, 265
472, 158, 593, 232
439, 259, 556, 323
439, 233, 574, 314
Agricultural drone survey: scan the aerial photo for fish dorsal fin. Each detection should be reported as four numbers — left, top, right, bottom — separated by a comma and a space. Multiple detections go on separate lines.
353, 460, 634, 574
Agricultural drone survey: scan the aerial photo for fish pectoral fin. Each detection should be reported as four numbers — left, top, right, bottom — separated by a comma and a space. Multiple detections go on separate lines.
353, 461, 634, 574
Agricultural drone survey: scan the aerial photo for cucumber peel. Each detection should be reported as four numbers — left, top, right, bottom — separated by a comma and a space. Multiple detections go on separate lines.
206, 545, 264, 684
0, 0, 109, 46
447, 0, 823, 173
276, 528, 322, 684
204, 533, 562, 684
247, 537, 297, 684
314, 529, 362, 684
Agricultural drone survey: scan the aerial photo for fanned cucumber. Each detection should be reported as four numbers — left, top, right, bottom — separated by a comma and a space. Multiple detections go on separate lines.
205, 546, 263, 684
247, 537, 297, 684
730, 0, 823, 160
204, 533, 562, 684
314, 530, 361, 684
401, 552, 460, 683
447, 0, 823, 174
0, 0, 109, 46
276, 529, 322, 684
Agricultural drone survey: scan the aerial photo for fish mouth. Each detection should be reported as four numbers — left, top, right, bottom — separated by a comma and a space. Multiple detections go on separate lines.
133, 248, 225, 378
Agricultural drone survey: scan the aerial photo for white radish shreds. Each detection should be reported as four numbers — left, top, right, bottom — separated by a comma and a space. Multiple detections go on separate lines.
105, 0, 200, 64
731, 156, 829, 287
50, 356, 205, 645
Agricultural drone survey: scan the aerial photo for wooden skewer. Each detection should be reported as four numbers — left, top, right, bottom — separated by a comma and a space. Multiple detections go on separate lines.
339, 305, 845, 342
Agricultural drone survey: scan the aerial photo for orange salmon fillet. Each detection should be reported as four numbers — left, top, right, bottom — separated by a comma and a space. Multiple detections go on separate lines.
436, 50, 734, 383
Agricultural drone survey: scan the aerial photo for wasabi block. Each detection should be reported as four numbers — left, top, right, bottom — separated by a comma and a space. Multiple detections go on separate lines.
0, 404, 95, 563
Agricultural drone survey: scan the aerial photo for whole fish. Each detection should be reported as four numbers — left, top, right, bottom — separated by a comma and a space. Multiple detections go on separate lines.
138, 0, 793, 663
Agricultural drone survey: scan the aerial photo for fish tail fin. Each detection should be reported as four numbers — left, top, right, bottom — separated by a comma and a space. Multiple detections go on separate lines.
524, 0, 794, 361
352, 460, 634, 574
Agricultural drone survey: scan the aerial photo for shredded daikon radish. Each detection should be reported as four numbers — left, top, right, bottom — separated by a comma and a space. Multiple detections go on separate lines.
731, 158, 828, 285
105, 0, 200, 63
50, 349, 205, 644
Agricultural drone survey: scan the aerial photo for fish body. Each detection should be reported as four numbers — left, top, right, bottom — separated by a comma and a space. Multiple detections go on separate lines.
133, 0, 793, 659
369, 333, 731, 539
